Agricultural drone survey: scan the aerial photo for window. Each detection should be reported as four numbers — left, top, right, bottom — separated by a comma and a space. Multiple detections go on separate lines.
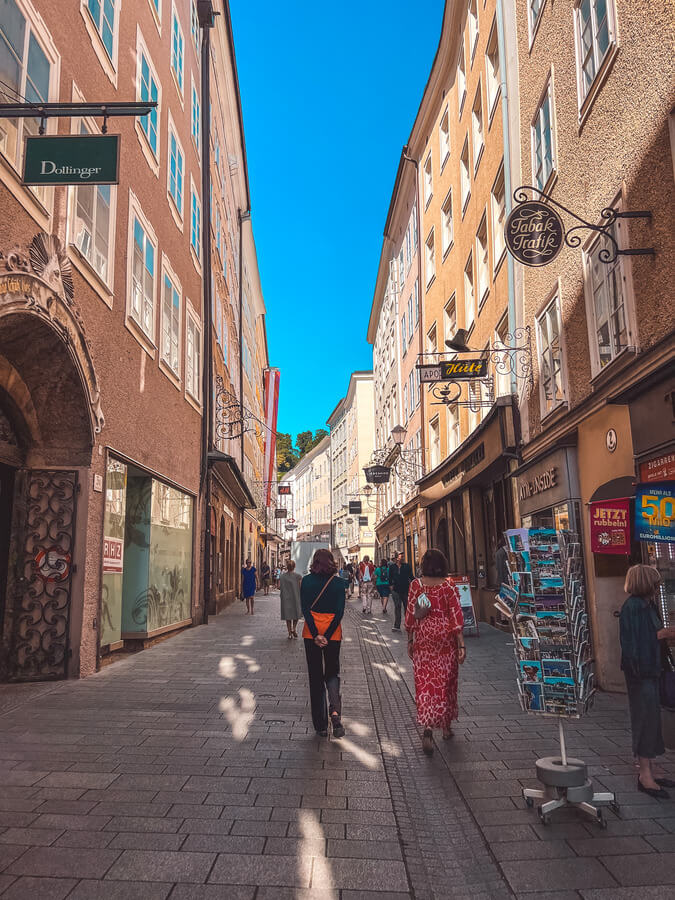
425, 229, 436, 287
447, 404, 460, 454
457, 41, 467, 113
407, 295, 413, 339
411, 205, 418, 250
191, 78, 200, 151
476, 215, 489, 306
405, 224, 412, 273
191, 0, 199, 52
414, 280, 419, 324
0, 1, 53, 184
584, 221, 630, 370
190, 182, 201, 259
536, 295, 565, 413
429, 417, 441, 469
423, 153, 433, 208
87, 0, 116, 59
485, 19, 501, 119
161, 264, 181, 377
532, 80, 555, 190
464, 253, 475, 329
575, 0, 616, 105
171, 3, 184, 94
460, 138, 471, 213
441, 190, 454, 256
403, 383, 408, 422
215, 206, 222, 257
471, 85, 484, 172
168, 122, 184, 217
439, 109, 450, 167
444, 295, 457, 346
409, 370, 416, 411
401, 313, 407, 355
468, 0, 479, 60
529, 0, 545, 38
137, 42, 159, 159
186, 306, 201, 401
129, 204, 156, 341
72, 121, 113, 284
426, 323, 437, 357
491, 164, 506, 268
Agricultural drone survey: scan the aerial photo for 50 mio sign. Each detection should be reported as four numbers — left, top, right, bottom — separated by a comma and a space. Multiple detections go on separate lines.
23, 134, 120, 185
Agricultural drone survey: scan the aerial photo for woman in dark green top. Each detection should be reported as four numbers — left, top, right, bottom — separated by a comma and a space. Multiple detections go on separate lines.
301, 549, 347, 738
619, 564, 675, 799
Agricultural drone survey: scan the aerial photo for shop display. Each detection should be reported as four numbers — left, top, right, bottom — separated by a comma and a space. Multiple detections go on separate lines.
499, 528, 594, 718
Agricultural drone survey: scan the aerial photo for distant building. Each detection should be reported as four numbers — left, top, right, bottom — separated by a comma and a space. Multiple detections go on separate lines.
277, 435, 331, 542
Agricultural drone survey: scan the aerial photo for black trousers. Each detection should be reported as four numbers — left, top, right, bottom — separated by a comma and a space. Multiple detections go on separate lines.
304, 639, 341, 733
625, 674, 665, 759
392, 590, 405, 629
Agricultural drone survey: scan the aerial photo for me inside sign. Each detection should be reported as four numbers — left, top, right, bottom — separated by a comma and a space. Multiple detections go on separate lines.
23, 134, 120, 185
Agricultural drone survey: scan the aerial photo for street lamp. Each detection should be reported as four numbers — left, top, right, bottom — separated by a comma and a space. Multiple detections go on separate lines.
390, 425, 407, 446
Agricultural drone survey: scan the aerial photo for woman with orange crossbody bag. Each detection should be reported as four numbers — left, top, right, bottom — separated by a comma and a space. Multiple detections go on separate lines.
301, 549, 347, 737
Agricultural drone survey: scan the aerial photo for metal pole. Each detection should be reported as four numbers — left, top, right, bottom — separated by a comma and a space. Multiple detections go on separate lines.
558, 717, 567, 767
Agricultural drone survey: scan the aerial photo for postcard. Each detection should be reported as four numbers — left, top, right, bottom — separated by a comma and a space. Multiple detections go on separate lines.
518, 637, 539, 650
520, 660, 542, 683
498, 583, 519, 610
515, 617, 539, 639
521, 682, 544, 712
535, 594, 565, 610
543, 657, 575, 685
517, 572, 534, 597
506, 529, 530, 553
536, 610, 567, 623
533, 575, 565, 594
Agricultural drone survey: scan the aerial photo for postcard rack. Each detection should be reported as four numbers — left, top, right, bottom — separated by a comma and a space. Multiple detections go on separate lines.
496, 528, 618, 827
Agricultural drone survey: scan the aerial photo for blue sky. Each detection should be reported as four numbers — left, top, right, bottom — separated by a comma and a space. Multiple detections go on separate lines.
230, 0, 443, 441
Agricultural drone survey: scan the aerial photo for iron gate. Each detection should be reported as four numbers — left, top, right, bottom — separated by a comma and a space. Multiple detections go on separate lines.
5, 470, 78, 681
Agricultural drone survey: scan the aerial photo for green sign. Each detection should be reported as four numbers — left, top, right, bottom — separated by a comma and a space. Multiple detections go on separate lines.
23, 134, 120, 185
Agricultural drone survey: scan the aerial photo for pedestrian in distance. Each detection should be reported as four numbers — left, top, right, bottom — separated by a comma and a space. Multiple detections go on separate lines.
280, 560, 302, 639
375, 558, 390, 613
359, 556, 376, 615
495, 535, 510, 588
405, 548, 465, 756
619, 564, 675, 799
301, 549, 347, 738
389, 551, 414, 632
260, 560, 271, 596
345, 561, 355, 597
275, 565, 281, 589
241, 558, 257, 615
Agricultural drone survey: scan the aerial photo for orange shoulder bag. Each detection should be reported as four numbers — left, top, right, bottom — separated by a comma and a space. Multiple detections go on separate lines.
302, 575, 342, 641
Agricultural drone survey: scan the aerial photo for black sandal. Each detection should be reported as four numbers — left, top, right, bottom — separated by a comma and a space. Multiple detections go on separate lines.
422, 729, 434, 756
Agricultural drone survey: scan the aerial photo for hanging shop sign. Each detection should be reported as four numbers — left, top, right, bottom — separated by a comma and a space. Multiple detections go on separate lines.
505, 201, 564, 267
23, 134, 120, 185
274, 508, 287, 519
364, 465, 390, 484
635, 482, 675, 544
358, 516, 369, 526
589, 498, 631, 555
640, 453, 675, 483
278, 484, 291, 495
349, 501, 362, 514
417, 359, 488, 383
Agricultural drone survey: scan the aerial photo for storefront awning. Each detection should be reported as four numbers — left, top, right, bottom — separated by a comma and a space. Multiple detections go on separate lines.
207, 451, 256, 509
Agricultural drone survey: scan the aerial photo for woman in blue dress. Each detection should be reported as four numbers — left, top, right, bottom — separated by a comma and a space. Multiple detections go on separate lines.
241, 559, 258, 615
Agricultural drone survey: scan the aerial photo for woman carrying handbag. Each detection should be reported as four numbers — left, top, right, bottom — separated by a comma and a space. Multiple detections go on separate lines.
405, 548, 465, 756
301, 549, 347, 738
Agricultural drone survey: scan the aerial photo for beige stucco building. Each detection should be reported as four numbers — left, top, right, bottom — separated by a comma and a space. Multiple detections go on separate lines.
278, 436, 331, 542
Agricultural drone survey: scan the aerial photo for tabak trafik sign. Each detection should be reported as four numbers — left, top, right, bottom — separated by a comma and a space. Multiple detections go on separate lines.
505, 200, 564, 267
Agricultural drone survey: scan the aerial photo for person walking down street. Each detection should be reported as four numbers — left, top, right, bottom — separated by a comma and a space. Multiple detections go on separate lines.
375, 559, 390, 613
261, 561, 271, 596
359, 556, 376, 615
405, 549, 465, 756
275, 566, 281, 589
301, 549, 347, 738
345, 561, 355, 597
241, 559, 257, 615
389, 551, 414, 632
619, 564, 675, 799
280, 560, 302, 639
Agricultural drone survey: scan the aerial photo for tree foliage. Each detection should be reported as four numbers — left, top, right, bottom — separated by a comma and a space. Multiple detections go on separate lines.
276, 428, 330, 476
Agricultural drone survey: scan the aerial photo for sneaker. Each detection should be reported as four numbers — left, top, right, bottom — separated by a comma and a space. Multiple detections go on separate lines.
331, 713, 345, 739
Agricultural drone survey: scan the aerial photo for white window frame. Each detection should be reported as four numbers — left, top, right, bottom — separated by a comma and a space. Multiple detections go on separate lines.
491, 162, 507, 274
167, 111, 185, 227
485, 17, 501, 124
468, 0, 479, 62
439, 108, 450, 170
67, 86, 117, 302
476, 212, 490, 309
190, 177, 202, 269
401, 312, 407, 356
426, 322, 437, 358
573, 0, 618, 115
191, 74, 200, 153
528, 0, 547, 48
535, 289, 566, 416
457, 39, 467, 115
423, 152, 433, 209
447, 403, 460, 454
185, 300, 202, 405
80, 0, 120, 86
471, 84, 485, 175
531, 75, 556, 192
147, 0, 162, 34
429, 416, 441, 470
460, 137, 471, 215
126, 190, 158, 354
444, 294, 457, 347
425, 228, 436, 288
493, 314, 511, 399
191, 0, 200, 54
441, 189, 454, 258
464, 252, 475, 330
170, 0, 185, 100
160, 254, 182, 384
135, 28, 161, 176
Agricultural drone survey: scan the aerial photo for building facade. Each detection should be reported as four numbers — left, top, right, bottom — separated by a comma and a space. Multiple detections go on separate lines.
327, 372, 375, 564
512, 0, 675, 689
277, 435, 331, 542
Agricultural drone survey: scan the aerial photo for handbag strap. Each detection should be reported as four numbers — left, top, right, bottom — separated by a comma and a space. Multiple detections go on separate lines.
311, 574, 336, 611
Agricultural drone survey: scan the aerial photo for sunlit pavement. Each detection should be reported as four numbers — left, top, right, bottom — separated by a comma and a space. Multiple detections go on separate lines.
0, 594, 673, 899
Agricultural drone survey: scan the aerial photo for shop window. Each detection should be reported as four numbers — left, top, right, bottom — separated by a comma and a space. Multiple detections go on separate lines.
574, 0, 617, 108
485, 18, 501, 121
532, 78, 556, 191
536, 294, 565, 413
441, 189, 454, 257
439, 108, 450, 168
72, 121, 114, 285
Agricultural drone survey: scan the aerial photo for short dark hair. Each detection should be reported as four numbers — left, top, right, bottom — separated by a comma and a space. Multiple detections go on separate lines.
421, 548, 449, 578
310, 548, 338, 576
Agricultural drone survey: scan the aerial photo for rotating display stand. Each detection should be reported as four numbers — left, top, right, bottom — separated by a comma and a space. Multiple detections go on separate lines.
497, 528, 619, 827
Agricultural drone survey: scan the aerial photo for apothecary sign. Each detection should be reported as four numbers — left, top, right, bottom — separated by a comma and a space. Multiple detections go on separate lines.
505, 200, 564, 267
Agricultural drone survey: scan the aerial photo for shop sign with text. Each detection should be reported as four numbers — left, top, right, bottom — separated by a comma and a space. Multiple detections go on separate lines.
349, 501, 362, 514
640, 453, 675, 483
23, 134, 120, 185
418, 359, 488, 383
505, 200, 564, 267
635, 482, 675, 544
590, 498, 631, 555
103, 536, 124, 574
274, 508, 287, 519
278, 484, 291, 495
364, 465, 390, 484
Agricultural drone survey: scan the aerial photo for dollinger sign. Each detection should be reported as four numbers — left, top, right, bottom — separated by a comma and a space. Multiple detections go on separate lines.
505, 200, 564, 267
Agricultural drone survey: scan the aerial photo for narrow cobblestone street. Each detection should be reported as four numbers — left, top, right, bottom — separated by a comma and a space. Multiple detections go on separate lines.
1, 594, 674, 899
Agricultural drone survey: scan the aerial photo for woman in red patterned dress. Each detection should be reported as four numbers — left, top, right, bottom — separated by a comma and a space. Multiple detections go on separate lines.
405, 549, 466, 756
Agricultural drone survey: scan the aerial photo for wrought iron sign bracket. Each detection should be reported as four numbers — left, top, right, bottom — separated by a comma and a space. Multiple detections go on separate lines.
214, 374, 255, 441
0, 101, 158, 136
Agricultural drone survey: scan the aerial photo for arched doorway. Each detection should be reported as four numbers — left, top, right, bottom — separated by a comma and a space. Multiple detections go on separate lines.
0, 234, 102, 682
